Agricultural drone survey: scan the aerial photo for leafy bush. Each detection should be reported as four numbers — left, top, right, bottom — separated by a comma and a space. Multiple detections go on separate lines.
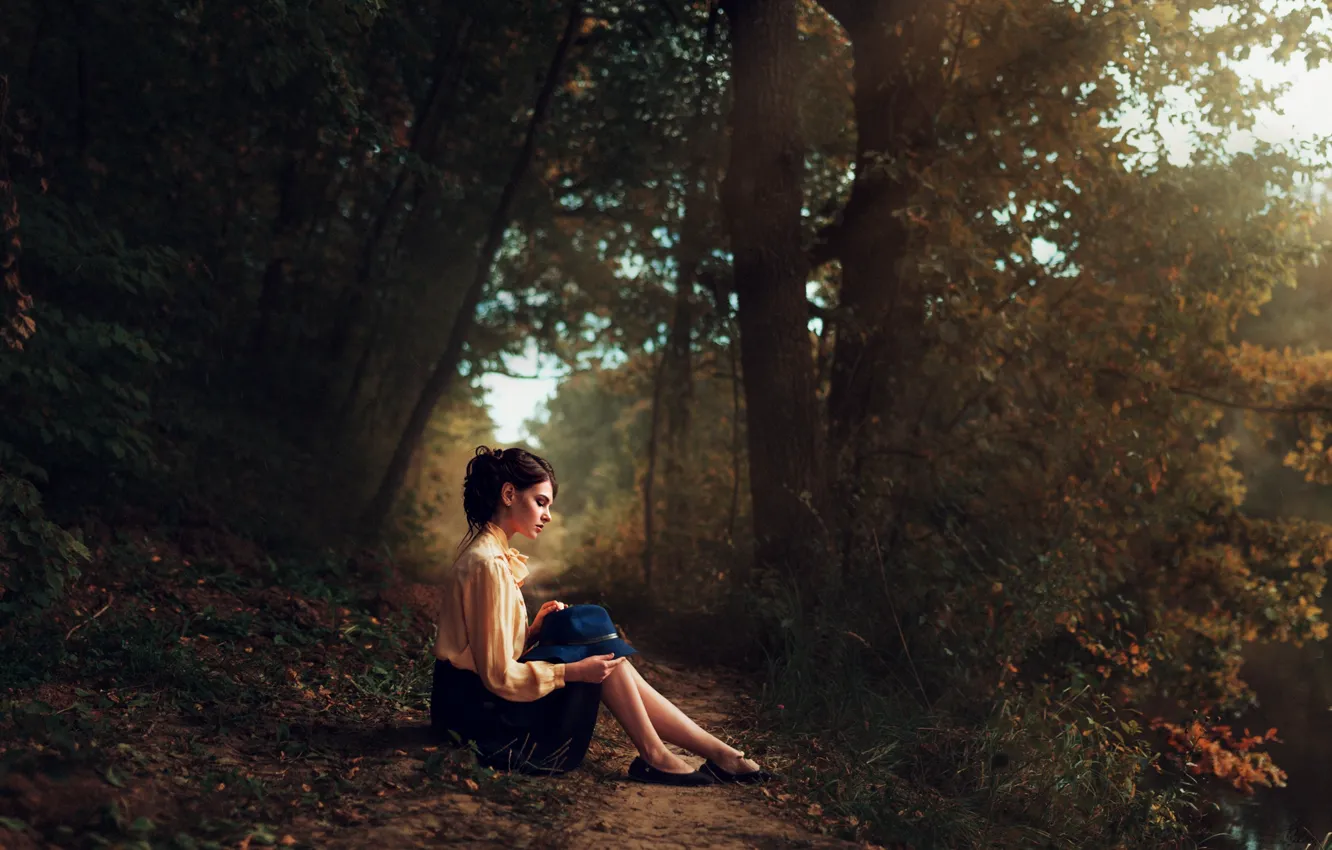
762, 615, 1195, 849
0, 187, 176, 615
0, 456, 89, 614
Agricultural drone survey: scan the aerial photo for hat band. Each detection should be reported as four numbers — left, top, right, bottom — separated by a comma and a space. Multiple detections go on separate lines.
534, 631, 620, 648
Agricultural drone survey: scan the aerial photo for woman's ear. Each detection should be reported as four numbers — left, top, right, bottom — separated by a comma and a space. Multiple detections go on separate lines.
501, 482, 516, 507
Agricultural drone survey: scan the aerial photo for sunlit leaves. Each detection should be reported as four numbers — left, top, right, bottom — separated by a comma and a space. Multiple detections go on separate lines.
1153, 719, 1287, 793
797, 0, 1332, 805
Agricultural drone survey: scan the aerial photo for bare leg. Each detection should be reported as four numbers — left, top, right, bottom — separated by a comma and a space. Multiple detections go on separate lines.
627, 663, 761, 774
599, 661, 694, 773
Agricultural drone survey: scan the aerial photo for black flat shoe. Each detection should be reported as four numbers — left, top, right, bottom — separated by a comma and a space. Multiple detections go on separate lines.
627, 756, 718, 787
700, 758, 775, 784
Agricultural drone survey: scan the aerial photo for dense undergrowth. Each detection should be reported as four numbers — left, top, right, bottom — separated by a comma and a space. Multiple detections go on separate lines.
756, 612, 1192, 849
562, 525, 1318, 850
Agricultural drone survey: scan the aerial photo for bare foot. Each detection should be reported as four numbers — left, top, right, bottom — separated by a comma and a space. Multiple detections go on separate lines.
644, 748, 696, 774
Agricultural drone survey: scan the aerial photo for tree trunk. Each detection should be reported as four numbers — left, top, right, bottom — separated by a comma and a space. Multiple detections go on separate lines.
360, 0, 584, 535
642, 351, 668, 588
339, 298, 388, 425
726, 332, 743, 543
720, 0, 825, 596
22, 7, 50, 89
250, 256, 289, 363
660, 266, 695, 583
1, 78, 35, 352
821, 1, 943, 469
816, 1, 947, 579
249, 156, 304, 372
659, 1, 722, 583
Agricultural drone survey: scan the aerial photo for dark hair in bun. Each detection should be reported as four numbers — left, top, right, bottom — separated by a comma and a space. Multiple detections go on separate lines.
462, 446, 557, 543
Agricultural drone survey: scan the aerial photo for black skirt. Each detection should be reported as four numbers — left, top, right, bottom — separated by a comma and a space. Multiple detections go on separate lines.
430, 660, 602, 774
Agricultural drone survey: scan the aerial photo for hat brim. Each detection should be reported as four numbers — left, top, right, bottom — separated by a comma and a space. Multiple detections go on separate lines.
520, 638, 638, 665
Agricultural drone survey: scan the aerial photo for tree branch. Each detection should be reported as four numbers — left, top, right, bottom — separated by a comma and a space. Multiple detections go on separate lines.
552, 202, 635, 223
483, 364, 567, 380
809, 221, 844, 267
66, 594, 115, 640
1169, 386, 1332, 417
1096, 367, 1332, 417
944, 2, 974, 88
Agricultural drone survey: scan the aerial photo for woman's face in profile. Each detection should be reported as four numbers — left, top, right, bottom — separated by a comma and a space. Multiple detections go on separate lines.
508, 479, 554, 540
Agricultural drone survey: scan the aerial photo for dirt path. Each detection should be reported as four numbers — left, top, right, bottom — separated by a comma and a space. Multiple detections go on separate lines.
548, 653, 863, 850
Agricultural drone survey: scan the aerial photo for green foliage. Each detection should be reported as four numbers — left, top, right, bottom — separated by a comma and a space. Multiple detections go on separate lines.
0, 0, 616, 614
0, 188, 174, 613
529, 368, 647, 520
762, 616, 1195, 849
1, 194, 173, 473
0, 446, 88, 614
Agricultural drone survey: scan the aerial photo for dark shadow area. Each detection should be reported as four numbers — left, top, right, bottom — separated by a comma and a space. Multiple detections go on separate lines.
301, 721, 439, 757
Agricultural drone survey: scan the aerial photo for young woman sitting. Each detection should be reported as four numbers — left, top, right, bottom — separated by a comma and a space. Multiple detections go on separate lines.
430, 446, 771, 786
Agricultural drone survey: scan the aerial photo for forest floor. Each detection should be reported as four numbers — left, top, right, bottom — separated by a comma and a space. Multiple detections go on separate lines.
545, 653, 864, 850
519, 581, 866, 848
0, 531, 879, 849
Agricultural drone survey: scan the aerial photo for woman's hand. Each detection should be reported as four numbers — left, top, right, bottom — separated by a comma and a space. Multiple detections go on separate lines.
564, 653, 626, 683
526, 600, 566, 642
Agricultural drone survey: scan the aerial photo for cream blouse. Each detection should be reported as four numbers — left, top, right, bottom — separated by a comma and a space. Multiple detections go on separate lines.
433, 523, 565, 702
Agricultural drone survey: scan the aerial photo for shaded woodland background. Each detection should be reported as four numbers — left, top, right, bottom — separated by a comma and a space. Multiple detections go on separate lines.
4, 0, 1332, 847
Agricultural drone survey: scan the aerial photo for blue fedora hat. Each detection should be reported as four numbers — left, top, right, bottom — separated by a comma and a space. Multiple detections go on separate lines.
520, 604, 637, 664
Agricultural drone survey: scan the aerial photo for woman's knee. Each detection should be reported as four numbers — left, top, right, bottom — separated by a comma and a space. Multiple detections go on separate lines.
596, 658, 631, 686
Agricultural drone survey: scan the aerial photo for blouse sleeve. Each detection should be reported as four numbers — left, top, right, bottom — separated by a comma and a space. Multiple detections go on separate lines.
463, 556, 566, 702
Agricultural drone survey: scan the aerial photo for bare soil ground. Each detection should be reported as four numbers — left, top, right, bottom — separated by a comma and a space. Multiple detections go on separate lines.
549, 653, 867, 850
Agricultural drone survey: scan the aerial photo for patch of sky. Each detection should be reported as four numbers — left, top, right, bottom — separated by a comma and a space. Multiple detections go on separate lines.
807, 280, 828, 336
1113, 5, 1332, 172
618, 252, 647, 280
480, 337, 569, 445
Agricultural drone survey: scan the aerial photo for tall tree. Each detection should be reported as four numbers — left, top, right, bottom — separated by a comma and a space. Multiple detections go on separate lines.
813, 2, 945, 557
720, 0, 826, 594
660, 6, 724, 585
